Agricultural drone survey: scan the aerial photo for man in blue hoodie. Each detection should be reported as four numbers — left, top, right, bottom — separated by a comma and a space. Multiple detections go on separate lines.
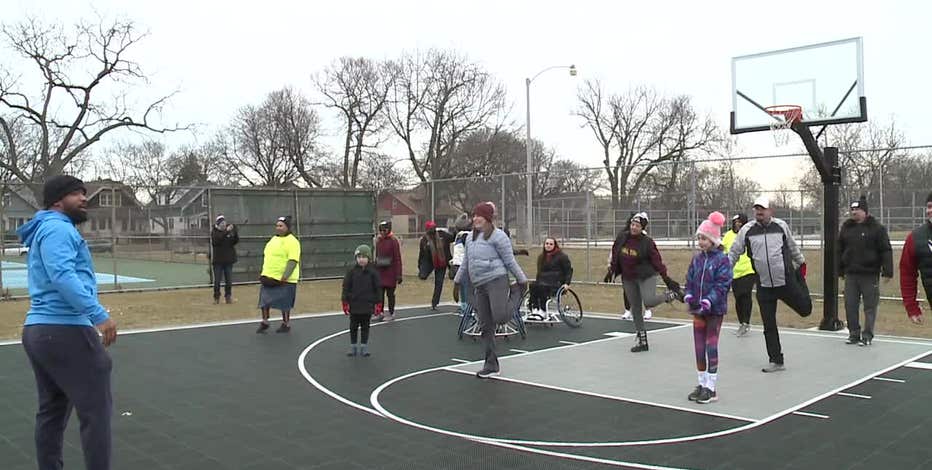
18, 175, 117, 470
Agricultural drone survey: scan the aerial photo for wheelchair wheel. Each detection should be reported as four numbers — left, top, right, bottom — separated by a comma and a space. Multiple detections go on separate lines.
457, 304, 476, 339
557, 288, 583, 328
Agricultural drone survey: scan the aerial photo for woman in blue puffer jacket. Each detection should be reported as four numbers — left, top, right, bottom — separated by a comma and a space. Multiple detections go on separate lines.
453, 201, 528, 379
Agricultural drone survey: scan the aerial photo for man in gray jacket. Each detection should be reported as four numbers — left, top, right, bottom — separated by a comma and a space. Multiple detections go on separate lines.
728, 196, 812, 373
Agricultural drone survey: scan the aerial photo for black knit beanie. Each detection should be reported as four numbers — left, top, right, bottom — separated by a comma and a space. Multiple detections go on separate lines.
43, 175, 86, 209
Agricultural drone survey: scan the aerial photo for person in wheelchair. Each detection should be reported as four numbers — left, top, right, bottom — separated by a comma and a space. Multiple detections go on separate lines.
527, 237, 573, 321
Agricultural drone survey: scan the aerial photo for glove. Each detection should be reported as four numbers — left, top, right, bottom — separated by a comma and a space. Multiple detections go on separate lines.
684, 294, 699, 311
342, 301, 349, 315
700, 299, 712, 314
799, 263, 807, 279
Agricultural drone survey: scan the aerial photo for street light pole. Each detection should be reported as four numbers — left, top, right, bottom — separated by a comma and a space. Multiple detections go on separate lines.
525, 64, 576, 249
525, 77, 533, 248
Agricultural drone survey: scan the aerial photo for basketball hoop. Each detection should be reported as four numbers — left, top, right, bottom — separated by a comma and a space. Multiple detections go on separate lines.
765, 105, 803, 146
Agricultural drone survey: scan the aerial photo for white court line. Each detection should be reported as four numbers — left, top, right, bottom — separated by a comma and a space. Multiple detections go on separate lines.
509, 349, 529, 354
450, 358, 471, 364
584, 312, 932, 347
837, 392, 872, 400
558, 340, 578, 345
906, 361, 932, 370
792, 411, 830, 419
873, 377, 906, 383
297, 311, 456, 418
443, 366, 756, 422
296, 310, 696, 469
370, 346, 932, 447
0, 304, 444, 346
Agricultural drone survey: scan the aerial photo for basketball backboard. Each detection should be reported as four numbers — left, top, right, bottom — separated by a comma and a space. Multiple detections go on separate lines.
730, 37, 866, 134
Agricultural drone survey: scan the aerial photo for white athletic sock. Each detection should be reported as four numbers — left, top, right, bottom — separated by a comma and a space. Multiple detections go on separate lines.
708, 373, 718, 392
698, 371, 708, 388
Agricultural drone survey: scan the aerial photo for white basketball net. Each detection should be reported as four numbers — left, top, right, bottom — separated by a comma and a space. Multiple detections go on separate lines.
766, 106, 802, 147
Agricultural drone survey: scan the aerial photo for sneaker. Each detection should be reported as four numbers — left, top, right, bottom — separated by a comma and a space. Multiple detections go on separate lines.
644, 309, 653, 320
859, 336, 873, 347
213, 298, 220, 305
845, 336, 861, 345
621, 310, 633, 320
384, 313, 395, 322
360, 345, 371, 357
761, 363, 785, 373
687, 385, 703, 402
735, 323, 750, 337
346, 345, 358, 357
275, 323, 291, 333
476, 368, 500, 379
225, 296, 233, 304
696, 387, 718, 404
256, 322, 270, 333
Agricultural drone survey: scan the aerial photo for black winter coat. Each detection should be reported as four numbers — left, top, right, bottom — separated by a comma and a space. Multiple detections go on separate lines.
536, 250, 573, 287
838, 216, 893, 277
211, 226, 239, 264
342, 265, 383, 315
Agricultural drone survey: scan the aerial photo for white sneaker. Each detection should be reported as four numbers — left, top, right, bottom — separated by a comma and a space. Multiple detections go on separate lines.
644, 310, 653, 320
622, 310, 633, 320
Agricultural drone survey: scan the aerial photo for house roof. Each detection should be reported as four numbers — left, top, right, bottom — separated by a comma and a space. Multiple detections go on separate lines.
84, 179, 142, 208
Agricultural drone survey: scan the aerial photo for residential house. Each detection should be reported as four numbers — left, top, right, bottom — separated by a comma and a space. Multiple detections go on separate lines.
81, 179, 148, 239
377, 188, 461, 236
145, 187, 210, 236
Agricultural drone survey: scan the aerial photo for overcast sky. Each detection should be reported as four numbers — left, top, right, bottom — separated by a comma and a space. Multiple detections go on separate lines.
4, 0, 930, 190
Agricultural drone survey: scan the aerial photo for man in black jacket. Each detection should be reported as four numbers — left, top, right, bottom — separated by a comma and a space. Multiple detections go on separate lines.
211, 215, 239, 304
839, 196, 893, 346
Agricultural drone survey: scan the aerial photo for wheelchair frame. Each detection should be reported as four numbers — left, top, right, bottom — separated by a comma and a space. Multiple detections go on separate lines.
520, 285, 584, 328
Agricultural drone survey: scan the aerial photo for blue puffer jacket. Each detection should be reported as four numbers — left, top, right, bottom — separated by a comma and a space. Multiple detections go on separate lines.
453, 228, 527, 287
684, 248, 732, 316
17, 210, 110, 326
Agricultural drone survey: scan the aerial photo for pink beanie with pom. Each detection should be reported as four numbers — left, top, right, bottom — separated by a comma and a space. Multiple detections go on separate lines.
696, 211, 726, 247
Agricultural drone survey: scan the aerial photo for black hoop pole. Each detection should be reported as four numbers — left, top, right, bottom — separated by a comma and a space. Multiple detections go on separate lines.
792, 122, 844, 331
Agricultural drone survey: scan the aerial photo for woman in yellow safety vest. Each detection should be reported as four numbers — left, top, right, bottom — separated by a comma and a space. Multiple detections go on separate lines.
256, 216, 302, 333
721, 213, 756, 337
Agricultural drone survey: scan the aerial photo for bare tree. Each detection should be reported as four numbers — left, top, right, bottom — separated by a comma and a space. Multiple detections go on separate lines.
217, 88, 323, 187
386, 49, 508, 182
796, 119, 908, 209
269, 87, 325, 187
577, 81, 718, 209
315, 57, 394, 188
356, 154, 409, 196
0, 17, 188, 198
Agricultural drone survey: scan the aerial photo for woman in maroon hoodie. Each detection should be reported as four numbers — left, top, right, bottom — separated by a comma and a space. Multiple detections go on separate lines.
610, 213, 684, 352
375, 221, 403, 321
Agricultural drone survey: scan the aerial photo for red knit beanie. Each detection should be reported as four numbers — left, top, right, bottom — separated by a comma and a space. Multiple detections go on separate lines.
473, 202, 495, 222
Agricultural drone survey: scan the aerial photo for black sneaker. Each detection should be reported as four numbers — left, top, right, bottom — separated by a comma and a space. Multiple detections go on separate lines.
696, 387, 717, 404
846, 336, 860, 345
275, 323, 291, 333
256, 322, 270, 333
859, 336, 873, 346
476, 369, 500, 379
687, 385, 703, 402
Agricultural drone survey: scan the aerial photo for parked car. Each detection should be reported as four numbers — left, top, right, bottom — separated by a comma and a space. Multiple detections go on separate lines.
2, 243, 28, 256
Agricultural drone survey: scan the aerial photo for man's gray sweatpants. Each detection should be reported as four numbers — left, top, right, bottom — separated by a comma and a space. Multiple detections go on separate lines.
844, 273, 880, 340
22, 324, 112, 470
473, 276, 510, 372
622, 275, 668, 331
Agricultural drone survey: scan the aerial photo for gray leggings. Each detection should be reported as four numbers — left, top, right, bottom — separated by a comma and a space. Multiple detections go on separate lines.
622, 276, 667, 330
473, 275, 510, 372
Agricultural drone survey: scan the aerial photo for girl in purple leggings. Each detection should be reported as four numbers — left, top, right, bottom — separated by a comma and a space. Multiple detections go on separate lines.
684, 212, 732, 404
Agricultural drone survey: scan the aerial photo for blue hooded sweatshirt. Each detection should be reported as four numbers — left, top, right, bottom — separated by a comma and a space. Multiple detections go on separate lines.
17, 210, 109, 327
